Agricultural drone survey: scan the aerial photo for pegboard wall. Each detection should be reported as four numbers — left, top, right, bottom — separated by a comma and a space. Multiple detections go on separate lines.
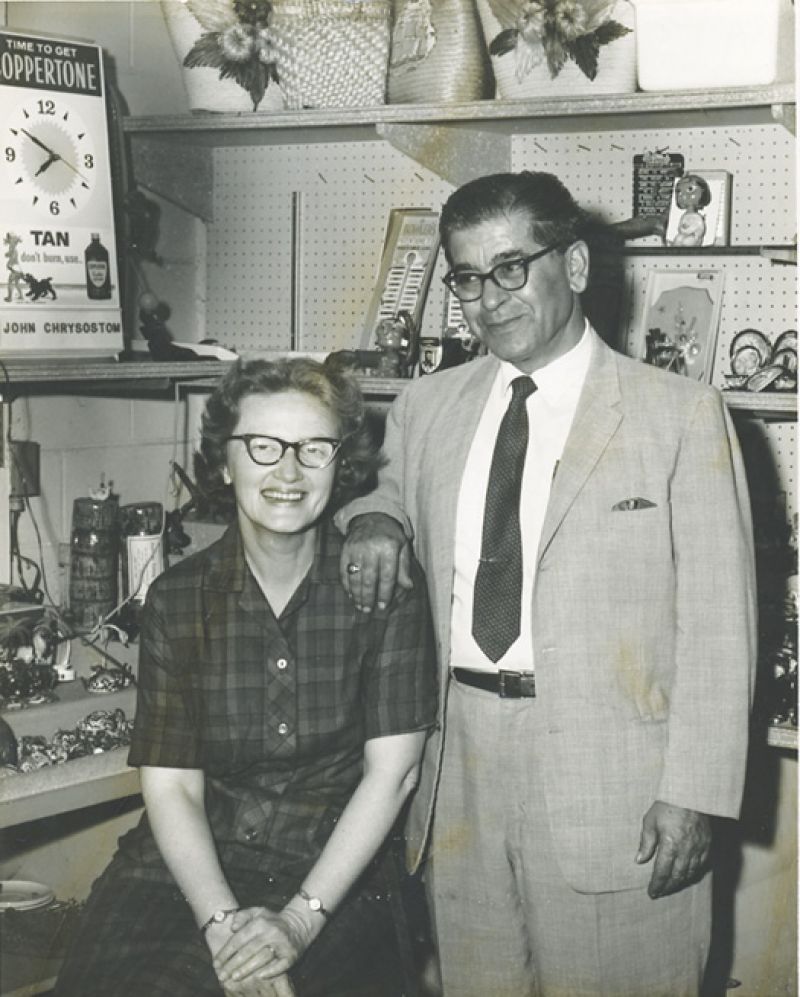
620, 257, 797, 386
207, 118, 795, 355
208, 141, 453, 353
511, 119, 796, 529
512, 122, 796, 244
204, 115, 795, 524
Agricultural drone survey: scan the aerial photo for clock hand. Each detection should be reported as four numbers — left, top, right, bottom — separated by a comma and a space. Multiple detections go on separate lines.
57, 156, 89, 183
20, 128, 57, 157
34, 153, 60, 177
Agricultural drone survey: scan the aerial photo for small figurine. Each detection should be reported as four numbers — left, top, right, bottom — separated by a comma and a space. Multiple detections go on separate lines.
374, 311, 418, 377
669, 174, 711, 248
375, 317, 406, 376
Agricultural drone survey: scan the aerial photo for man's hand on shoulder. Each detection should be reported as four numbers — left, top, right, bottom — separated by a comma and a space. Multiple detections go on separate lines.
635, 800, 712, 899
340, 513, 412, 613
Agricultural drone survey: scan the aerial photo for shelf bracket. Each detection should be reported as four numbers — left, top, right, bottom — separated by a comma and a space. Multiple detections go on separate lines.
128, 135, 214, 221
771, 102, 796, 135
377, 122, 512, 187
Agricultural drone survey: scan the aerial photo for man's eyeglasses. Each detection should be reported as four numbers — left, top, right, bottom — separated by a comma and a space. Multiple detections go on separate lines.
226, 435, 342, 469
442, 245, 559, 302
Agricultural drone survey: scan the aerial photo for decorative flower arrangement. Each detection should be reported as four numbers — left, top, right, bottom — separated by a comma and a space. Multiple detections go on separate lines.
486, 0, 632, 82
182, 0, 279, 110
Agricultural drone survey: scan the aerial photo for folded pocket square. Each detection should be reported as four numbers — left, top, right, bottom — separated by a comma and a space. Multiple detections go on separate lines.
612, 497, 657, 511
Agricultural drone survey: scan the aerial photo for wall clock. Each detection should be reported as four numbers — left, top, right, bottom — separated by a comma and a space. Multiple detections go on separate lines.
0, 29, 123, 358
5, 95, 97, 219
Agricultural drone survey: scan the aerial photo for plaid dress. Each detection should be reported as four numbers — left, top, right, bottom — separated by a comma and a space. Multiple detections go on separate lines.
55, 520, 437, 997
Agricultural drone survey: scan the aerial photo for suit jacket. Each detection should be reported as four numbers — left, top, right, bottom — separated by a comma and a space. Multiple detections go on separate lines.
341, 331, 757, 893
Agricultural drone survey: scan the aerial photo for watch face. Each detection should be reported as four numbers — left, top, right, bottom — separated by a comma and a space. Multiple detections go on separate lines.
4, 96, 96, 219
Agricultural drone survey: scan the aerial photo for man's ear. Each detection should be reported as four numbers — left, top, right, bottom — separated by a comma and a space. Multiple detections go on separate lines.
565, 241, 590, 294
222, 467, 232, 485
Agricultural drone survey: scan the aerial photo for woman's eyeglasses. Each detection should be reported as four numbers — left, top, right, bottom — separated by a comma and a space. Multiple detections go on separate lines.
443, 245, 558, 302
226, 435, 342, 469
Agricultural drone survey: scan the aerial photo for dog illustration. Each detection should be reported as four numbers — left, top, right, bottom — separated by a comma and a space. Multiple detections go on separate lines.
23, 273, 57, 301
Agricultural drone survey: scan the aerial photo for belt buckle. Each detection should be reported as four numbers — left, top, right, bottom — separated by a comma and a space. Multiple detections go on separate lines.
499, 670, 535, 698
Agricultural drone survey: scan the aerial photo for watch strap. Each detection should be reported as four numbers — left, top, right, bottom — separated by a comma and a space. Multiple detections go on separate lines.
199, 906, 240, 934
298, 887, 329, 918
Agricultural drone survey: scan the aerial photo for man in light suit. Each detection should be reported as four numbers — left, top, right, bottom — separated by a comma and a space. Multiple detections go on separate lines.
336, 172, 756, 996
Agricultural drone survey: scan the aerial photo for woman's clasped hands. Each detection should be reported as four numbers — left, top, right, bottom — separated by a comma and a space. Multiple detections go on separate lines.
209, 906, 313, 997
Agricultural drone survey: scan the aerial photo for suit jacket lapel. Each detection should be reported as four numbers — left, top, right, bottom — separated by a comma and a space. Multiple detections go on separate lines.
538, 337, 623, 562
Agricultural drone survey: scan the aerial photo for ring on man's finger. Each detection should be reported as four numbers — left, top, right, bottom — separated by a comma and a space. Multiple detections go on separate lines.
347, 563, 361, 574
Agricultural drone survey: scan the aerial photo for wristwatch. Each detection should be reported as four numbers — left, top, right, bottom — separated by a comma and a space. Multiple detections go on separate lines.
298, 887, 329, 918
199, 907, 240, 934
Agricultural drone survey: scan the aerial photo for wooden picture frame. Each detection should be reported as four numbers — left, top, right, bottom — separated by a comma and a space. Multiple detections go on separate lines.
665, 170, 732, 248
360, 208, 440, 348
634, 268, 725, 383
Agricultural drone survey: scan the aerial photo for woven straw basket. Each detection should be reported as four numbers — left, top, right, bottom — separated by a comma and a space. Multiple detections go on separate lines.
161, 1, 284, 112
270, 0, 391, 109
476, 0, 636, 100
388, 0, 489, 104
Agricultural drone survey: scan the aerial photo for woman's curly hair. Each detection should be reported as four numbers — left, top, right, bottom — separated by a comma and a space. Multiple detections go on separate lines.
194, 356, 382, 519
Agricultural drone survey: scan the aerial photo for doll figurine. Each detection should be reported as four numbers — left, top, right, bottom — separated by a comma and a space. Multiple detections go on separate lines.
669, 174, 712, 248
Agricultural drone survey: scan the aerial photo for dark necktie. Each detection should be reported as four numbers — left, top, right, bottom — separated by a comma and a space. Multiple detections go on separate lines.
472, 375, 536, 662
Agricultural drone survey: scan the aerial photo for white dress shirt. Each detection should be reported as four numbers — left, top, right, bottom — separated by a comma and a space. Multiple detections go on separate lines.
450, 322, 594, 673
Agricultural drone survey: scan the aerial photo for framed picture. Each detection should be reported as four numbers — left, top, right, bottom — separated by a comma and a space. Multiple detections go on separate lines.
665, 170, 732, 248
360, 208, 439, 348
634, 269, 725, 382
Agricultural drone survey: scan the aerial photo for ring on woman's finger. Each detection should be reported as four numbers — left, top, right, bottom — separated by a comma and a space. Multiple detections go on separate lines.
346, 563, 361, 574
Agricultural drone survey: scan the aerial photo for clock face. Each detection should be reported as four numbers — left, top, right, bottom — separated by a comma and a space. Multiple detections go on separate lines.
4, 96, 96, 219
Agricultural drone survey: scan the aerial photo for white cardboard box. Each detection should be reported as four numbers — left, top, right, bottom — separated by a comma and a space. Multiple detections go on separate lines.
634, 0, 794, 91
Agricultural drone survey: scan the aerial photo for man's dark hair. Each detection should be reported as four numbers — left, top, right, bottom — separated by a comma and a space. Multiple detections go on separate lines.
439, 171, 589, 264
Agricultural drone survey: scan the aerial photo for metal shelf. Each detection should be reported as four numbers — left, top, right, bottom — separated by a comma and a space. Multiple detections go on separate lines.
0, 358, 410, 400
0, 683, 139, 830
0, 358, 227, 388
613, 245, 797, 259
124, 83, 796, 205
122, 84, 796, 138
1, 352, 795, 413
723, 391, 797, 419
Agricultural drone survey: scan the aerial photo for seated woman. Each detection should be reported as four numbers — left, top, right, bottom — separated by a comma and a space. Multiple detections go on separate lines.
55, 357, 438, 997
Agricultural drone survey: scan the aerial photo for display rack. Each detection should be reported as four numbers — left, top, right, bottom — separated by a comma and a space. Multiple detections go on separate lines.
0, 682, 138, 830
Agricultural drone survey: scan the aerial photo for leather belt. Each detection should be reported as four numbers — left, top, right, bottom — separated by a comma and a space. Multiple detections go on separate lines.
452, 667, 536, 698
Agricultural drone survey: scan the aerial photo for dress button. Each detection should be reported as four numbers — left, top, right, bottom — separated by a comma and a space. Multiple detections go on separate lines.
278, 722, 289, 735
276, 658, 288, 670
266, 874, 276, 885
